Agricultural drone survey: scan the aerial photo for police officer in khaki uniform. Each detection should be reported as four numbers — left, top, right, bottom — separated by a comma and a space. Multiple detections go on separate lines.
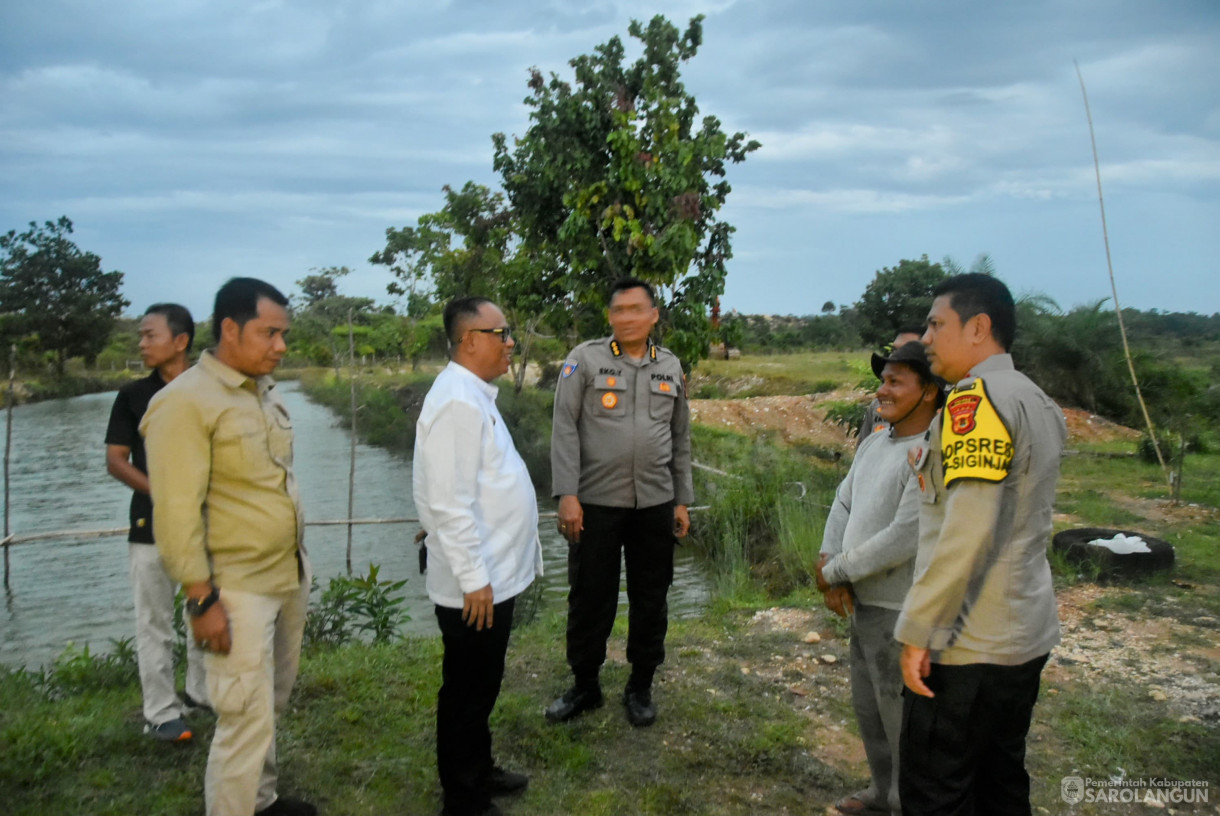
545, 278, 694, 728
894, 274, 1066, 816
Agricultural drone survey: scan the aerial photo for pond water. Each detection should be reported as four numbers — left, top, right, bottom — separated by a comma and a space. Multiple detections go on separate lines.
0, 380, 709, 668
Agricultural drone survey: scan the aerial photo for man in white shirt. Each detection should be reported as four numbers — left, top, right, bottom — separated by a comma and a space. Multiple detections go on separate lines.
413, 296, 544, 816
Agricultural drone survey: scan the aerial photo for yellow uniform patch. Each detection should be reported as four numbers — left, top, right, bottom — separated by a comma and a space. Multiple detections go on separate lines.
941, 378, 1013, 486
601, 392, 618, 409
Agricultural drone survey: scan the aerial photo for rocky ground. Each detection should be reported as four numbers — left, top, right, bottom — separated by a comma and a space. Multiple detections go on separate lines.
690, 392, 1219, 814
741, 599, 1220, 814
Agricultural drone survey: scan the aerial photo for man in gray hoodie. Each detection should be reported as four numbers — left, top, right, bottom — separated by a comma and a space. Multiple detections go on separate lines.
817, 341, 945, 816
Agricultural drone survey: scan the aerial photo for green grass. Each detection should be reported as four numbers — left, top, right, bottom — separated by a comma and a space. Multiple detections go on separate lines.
690, 351, 870, 398
1030, 681, 1220, 808
0, 609, 859, 816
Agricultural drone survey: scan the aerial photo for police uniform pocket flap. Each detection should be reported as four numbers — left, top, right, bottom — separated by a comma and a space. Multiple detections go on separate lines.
649, 378, 678, 397
594, 374, 628, 390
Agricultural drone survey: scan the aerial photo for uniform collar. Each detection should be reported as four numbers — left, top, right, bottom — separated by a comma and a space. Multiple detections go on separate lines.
965, 353, 1014, 380
199, 349, 273, 394
608, 336, 657, 362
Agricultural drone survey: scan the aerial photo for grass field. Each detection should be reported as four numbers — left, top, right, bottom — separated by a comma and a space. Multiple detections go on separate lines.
2, 350, 1217, 814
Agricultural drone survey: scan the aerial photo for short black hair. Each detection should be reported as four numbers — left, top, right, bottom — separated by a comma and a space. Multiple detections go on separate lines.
212, 278, 289, 343
442, 296, 493, 345
609, 277, 656, 306
144, 303, 195, 351
932, 273, 1016, 351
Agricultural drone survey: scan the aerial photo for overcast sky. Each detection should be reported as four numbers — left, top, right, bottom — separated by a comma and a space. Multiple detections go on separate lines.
3, 0, 1217, 324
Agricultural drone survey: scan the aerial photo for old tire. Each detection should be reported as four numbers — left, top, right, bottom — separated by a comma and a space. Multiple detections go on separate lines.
1052, 527, 1175, 580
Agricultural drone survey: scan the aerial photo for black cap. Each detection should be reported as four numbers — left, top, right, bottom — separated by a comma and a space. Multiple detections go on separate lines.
871, 341, 941, 385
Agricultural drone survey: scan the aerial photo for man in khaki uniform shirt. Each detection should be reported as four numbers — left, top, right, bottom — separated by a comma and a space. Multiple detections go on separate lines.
142, 278, 315, 816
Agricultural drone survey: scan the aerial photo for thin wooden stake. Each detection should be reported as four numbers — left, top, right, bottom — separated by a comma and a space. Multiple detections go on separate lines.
346, 309, 357, 576
1074, 61, 1170, 487
4, 345, 14, 588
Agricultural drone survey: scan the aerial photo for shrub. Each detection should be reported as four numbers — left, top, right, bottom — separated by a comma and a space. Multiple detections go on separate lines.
304, 564, 410, 650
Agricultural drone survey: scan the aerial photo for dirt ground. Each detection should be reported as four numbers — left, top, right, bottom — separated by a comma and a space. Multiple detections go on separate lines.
698, 395, 1218, 813
689, 391, 1141, 451
742, 596, 1220, 815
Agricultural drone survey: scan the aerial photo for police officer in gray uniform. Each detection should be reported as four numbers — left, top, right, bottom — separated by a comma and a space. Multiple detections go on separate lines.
895, 274, 1066, 815
546, 278, 694, 728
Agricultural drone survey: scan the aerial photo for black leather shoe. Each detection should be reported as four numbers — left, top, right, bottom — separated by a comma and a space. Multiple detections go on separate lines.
623, 686, 657, 727
485, 766, 528, 797
544, 686, 604, 723
255, 797, 317, 816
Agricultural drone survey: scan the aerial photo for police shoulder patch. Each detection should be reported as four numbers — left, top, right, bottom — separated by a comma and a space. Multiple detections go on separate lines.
941, 378, 1013, 487
561, 361, 578, 378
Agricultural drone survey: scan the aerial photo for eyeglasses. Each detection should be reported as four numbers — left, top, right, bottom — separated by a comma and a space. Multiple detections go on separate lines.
467, 327, 513, 343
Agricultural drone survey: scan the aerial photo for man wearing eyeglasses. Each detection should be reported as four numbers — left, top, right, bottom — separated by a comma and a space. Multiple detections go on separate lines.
414, 296, 543, 816
546, 278, 694, 728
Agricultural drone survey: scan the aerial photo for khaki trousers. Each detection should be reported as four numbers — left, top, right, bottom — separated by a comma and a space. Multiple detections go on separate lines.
129, 543, 208, 725
204, 558, 310, 816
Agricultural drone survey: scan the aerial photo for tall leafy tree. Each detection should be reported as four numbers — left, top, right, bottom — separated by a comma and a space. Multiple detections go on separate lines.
373, 182, 559, 389
854, 255, 947, 347
491, 14, 759, 371
0, 217, 129, 375
297, 265, 352, 306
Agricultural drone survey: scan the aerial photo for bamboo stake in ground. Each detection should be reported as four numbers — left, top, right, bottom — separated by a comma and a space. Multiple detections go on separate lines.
1075, 60, 1170, 488
347, 308, 357, 575
4, 345, 14, 588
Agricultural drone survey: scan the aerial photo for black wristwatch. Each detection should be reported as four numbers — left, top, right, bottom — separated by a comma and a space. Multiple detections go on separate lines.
185, 587, 220, 618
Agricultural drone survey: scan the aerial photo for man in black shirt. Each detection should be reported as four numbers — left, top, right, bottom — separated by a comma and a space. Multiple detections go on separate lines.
105, 303, 207, 742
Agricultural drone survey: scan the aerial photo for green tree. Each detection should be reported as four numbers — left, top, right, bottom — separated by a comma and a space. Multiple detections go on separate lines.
290, 267, 380, 369
373, 183, 560, 389
491, 14, 760, 371
854, 255, 947, 347
0, 217, 129, 376
297, 266, 352, 306
717, 312, 745, 359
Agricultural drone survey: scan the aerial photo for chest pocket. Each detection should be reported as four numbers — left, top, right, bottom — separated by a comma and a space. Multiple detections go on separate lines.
648, 377, 678, 421
594, 374, 628, 415
213, 416, 266, 468
267, 402, 293, 463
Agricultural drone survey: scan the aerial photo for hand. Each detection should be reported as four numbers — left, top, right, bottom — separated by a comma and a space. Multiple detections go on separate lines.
673, 505, 690, 539
901, 644, 934, 697
815, 552, 831, 592
462, 584, 495, 630
557, 495, 583, 543
190, 599, 231, 655
822, 584, 855, 618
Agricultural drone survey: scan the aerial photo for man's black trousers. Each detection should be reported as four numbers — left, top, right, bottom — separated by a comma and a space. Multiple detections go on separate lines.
565, 502, 675, 684
435, 596, 516, 814
899, 653, 1049, 816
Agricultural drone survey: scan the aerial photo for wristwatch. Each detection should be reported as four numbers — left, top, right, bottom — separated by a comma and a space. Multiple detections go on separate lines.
185, 587, 220, 618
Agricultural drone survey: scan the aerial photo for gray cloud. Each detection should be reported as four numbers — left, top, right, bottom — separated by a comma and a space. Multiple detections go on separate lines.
1, 0, 1216, 321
